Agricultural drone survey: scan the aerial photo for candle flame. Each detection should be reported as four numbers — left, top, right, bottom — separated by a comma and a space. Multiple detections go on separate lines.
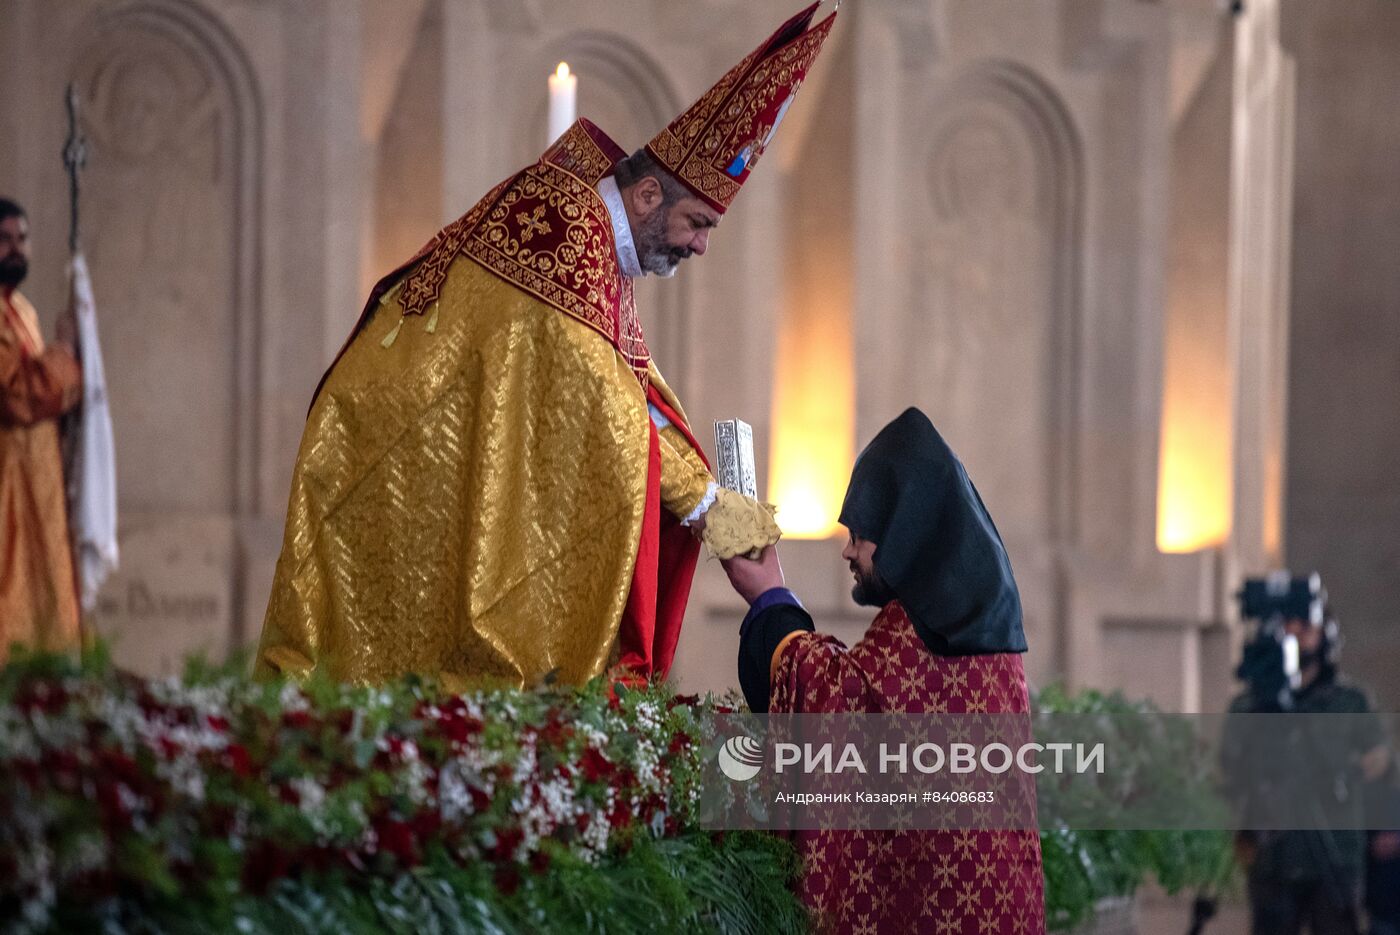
555, 62, 571, 80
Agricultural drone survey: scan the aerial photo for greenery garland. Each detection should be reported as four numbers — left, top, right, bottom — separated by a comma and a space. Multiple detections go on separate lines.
1034, 685, 1236, 930
1, 649, 1232, 933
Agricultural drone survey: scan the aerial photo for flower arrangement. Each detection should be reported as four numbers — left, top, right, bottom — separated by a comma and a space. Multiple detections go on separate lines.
1, 648, 1236, 934
0, 650, 804, 934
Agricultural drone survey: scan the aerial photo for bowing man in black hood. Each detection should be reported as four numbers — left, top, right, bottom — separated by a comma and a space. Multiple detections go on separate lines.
724, 405, 1030, 714
720, 407, 1044, 933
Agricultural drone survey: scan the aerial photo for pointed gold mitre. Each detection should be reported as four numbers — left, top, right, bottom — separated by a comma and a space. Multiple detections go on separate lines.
644, 2, 838, 214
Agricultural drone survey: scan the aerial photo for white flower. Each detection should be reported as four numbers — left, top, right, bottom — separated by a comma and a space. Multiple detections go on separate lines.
0, 707, 40, 760
511, 741, 538, 787
291, 776, 327, 815
438, 762, 477, 823
279, 682, 310, 713
399, 756, 433, 808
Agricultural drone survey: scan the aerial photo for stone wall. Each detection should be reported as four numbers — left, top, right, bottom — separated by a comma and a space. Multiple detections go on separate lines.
1282, 0, 1400, 711
2, 0, 1393, 716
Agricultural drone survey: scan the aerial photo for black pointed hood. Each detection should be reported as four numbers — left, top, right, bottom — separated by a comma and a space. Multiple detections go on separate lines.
838, 408, 1026, 656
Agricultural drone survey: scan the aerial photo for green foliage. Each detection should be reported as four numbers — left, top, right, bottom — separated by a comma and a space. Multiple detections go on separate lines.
1034, 685, 1237, 931
40, 834, 803, 935
3, 649, 1237, 933
1, 647, 804, 935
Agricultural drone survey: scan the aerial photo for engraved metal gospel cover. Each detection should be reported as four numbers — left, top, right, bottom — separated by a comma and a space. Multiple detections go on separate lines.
714, 419, 758, 499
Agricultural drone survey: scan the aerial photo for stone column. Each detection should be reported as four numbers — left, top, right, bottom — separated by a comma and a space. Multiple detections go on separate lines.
1280, 0, 1400, 710
1224, 0, 1295, 589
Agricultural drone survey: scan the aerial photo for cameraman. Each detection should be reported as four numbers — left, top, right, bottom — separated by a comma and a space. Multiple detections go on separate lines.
1366, 753, 1400, 935
1222, 589, 1388, 935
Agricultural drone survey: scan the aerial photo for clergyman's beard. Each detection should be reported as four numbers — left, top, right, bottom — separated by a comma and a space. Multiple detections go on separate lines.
851, 566, 897, 608
0, 255, 27, 290
634, 206, 691, 278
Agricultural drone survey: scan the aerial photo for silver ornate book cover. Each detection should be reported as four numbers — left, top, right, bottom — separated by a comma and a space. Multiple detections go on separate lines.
713, 419, 758, 499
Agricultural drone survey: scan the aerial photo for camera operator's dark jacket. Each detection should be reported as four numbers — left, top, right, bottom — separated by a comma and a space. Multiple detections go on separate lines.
1222, 677, 1384, 885
1367, 775, 1400, 924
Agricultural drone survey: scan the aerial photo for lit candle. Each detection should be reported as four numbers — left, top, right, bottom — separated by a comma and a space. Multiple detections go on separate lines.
547, 62, 577, 144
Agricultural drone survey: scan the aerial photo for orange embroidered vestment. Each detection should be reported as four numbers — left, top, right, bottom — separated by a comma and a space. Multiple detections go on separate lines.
0, 289, 81, 659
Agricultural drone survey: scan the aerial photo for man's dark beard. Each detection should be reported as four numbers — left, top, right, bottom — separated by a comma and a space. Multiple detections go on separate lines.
633, 205, 691, 278
0, 255, 27, 289
851, 567, 897, 608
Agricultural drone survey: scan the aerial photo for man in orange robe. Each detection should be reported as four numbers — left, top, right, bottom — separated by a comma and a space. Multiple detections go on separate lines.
0, 198, 82, 660
256, 5, 837, 687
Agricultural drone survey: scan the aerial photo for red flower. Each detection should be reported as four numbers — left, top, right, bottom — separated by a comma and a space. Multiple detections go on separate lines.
529, 848, 552, 874
14, 680, 70, 715
282, 710, 313, 730
374, 818, 419, 866
436, 713, 484, 745
410, 811, 441, 842
494, 864, 521, 895
95, 780, 128, 825
97, 748, 141, 785
538, 718, 574, 748
224, 743, 254, 778
580, 748, 613, 783
490, 826, 524, 862
242, 840, 294, 893
44, 749, 83, 790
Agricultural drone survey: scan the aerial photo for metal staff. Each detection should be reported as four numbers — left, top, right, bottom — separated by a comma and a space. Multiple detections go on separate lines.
62, 84, 87, 255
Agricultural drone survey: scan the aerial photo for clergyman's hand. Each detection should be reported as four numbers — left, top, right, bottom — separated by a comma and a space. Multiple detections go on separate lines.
721, 545, 785, 605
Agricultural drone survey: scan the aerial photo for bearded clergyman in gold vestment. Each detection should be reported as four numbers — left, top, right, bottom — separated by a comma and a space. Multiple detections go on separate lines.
256, 5, 838, 687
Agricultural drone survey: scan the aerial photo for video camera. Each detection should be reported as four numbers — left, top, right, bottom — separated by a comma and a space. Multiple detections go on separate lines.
1235, 572, 1327, 711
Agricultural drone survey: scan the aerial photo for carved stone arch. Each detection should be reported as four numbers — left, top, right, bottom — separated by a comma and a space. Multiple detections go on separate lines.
917, 61, 1083, 546
70, 0, 263, 516
520, 32, 690, 383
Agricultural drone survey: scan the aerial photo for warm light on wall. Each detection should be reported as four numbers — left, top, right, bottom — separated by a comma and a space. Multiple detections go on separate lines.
767, 313, 854, 539
1158, 145, 1234, 555
768, 412, 852, 538
1156, 351, 1233, 553
766, 39, 854, 541
1157, 442, 1231, 552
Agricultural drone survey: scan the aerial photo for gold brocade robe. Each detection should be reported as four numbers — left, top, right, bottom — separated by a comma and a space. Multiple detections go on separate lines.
0, 289, 82, 659
257, 121, 713, 687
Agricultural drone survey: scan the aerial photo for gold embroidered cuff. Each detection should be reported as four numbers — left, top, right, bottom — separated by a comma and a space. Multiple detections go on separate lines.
262, 646, 315, 679
701, 487, 783, 560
